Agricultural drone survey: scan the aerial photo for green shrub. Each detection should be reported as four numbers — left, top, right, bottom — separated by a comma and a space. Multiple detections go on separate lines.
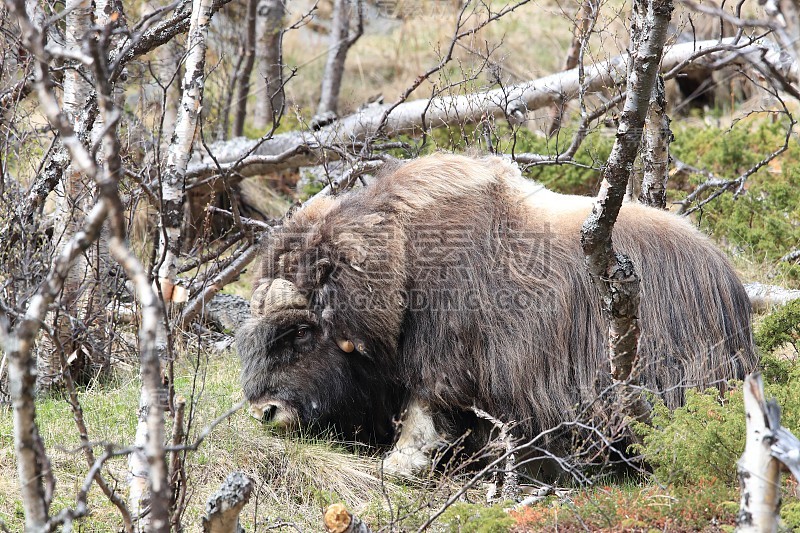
755, 299, 800, 355
634, 377, 800, 486
781, 501, 800, 531
634, 298, 800, 486
439, 502, 514, 533
671, 120, 800, 283
632, 388, 746, 485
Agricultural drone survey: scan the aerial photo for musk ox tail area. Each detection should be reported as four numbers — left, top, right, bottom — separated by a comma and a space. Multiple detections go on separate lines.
244, 152, 756, 461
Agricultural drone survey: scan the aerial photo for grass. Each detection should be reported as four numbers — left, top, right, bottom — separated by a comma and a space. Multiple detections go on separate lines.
0, 346, 408, 531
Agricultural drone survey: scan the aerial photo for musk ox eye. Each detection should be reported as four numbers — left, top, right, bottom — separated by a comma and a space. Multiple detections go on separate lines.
295, 325, 309, 339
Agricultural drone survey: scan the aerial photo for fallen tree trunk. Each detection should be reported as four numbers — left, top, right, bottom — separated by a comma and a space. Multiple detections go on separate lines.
188, 37, 799, 181
743, 282, 800, 311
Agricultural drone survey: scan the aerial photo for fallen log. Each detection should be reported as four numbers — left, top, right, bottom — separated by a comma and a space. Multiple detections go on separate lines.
187, 38, 798, 183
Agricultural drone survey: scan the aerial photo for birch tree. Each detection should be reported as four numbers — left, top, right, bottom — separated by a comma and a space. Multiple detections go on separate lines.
129, 0, 217, 528
580, 0, 673, 412
315, 0, 363, 122
36, 0, 103, 390
253, 0, 285, 129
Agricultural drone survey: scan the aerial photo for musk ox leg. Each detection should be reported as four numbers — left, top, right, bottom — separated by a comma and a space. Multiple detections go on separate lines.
382, 400, 445, 477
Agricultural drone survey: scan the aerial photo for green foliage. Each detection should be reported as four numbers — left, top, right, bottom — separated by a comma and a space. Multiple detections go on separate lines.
634, 375, 800, 486
671, 120, 800, 283
632, 388, 746, 485
755, 299, 800, 354
635, 299, 800, 487
440, 502, 514, 533
781, 501, 800, 531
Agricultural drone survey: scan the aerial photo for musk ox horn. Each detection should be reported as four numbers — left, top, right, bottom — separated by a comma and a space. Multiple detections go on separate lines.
251, 278, 308, 316
337, 339, 355, 353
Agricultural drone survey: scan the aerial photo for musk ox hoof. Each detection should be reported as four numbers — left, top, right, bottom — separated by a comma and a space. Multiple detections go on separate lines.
381, 447, 432, 478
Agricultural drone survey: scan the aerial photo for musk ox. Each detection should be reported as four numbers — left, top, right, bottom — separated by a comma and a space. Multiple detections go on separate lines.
236, 153, 756, 475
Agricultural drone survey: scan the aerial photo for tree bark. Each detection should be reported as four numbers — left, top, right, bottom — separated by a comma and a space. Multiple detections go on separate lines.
580, 0, 673, 389
316, 0, 363, 118
639, 75, 671, 208
737, 373, 781, 532
155, 0, 215, 306
36, 0, 96, 390
253, 0, 285, 129
202, 473, 253, 533
130, 0, 216, 528
232, 0, 259, 136
744, 282, 800, 311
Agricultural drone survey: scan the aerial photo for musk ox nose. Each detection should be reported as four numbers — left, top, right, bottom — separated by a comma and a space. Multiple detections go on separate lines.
249, 401, 279, 423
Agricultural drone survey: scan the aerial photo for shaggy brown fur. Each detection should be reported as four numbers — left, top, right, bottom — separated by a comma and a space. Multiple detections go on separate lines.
237, 153, 756, 452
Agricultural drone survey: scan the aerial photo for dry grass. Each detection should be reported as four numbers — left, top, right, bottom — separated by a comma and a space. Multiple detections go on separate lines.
0, 345, 464, 532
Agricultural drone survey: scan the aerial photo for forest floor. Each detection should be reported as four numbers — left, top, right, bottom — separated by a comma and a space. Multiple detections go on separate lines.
2, 340, 799, 532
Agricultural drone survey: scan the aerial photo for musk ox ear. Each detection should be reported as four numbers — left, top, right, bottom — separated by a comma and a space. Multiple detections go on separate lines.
251, 278, 308, 317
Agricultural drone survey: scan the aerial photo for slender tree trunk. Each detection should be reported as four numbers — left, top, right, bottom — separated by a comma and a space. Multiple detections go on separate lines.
639, 75, 671, 208
580, 0, 673, 405
232, 0, 258, 136
128, 0, 215, 529
143, 1, 182, 146
316, 0, 363, 118
253, 0, 285, 129
156, 0, 214, 304
37, 0, 98, 390
737, 373, 781, 532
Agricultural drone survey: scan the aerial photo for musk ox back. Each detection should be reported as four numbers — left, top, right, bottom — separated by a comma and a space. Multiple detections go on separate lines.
236, 153, 756, 475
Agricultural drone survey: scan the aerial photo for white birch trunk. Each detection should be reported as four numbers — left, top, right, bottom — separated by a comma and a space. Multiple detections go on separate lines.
737, 374, 781, 532
639, 75, 671, 208
253, 0, 285, 128
156, 0, 214, 296
37, 0, 94, 389
128, 0, 215, 528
